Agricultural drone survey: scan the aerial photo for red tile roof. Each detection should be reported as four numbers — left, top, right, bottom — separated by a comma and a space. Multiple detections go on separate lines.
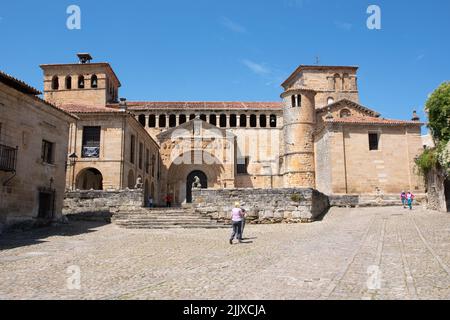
0, 70, 41, 95
58, 104, 123, 114
325, 116, 423, 126
123, 101, 283, 111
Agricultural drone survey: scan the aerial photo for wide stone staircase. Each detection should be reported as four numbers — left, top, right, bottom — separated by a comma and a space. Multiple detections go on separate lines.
112, 207, 230, 229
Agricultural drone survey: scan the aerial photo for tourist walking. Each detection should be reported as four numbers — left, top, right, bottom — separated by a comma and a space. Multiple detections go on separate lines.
230, 202, 244, 245
406, 192, 415, 210
401, 191, 407, 209
165, 194, 173, 208
148, 196, 153, 208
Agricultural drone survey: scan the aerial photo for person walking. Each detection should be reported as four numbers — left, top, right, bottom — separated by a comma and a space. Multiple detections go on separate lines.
400, 191, 407, 209
165, 194, 173, 208
230, 202, 244, 245
148, 196, 153, 208
406, 192, 415, 210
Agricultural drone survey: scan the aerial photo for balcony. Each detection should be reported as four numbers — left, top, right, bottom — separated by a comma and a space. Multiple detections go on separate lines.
82, 146, 100, 158
0, 144, 18, 172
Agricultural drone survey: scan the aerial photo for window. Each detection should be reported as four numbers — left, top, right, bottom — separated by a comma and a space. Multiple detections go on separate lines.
41, 140, 54, 164
230, 114, 237, 128
91, 75, 98, 88
138, 115, 146, 127
145, 149, 150, 174
291, 95, 301, 107
169, 114, 177, 127
270, 115, 277, 128
130, 135, 136, 163
237, 157, 249, 175
179, 114, 187, 125
291, 95, 296, 108
78, 75, 85, 89
200, 114, 207, 122
149, 115, 156, 128
189, 114, 196, 121
327, 97, 335, 105
369, 133, 380, 151
340, 109, 351, 118
151, 155, 156, 177
250, 114, 257, 128
65, 76, 72, 90
159, 115, 166, 128
240, 115, 247, 128
139, 143, 143, 169
51, 76, 59, 90
82, 126, 101, 158
209, 114, 217, 126
260, 115, 267, 128
220, 114, 227, 128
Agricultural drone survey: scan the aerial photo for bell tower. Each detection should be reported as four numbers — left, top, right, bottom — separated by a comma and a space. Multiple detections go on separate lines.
40, 53, 121, 107
281, 87, 317, 188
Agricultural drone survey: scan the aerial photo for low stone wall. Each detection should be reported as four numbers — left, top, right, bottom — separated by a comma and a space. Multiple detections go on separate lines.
63, 189, 144, 222
192, 188, 330, 223
330, 194, 427, 208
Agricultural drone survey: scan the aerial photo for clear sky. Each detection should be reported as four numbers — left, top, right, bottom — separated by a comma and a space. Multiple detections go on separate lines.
0, 0, 449, 124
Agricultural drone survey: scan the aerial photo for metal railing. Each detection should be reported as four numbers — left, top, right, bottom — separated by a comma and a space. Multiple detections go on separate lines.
0, 144, 17, 172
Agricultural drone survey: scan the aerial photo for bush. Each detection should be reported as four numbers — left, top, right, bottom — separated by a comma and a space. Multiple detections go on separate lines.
415, 148, 439, 176
291, 194, 303, 202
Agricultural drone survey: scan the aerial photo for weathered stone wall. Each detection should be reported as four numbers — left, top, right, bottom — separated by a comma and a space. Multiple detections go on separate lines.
192, 188, 330, 223
63, 189, 144, 221
426, 168, 448, 212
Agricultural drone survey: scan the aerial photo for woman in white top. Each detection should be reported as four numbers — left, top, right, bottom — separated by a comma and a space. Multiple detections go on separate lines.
230, 202, 244, 245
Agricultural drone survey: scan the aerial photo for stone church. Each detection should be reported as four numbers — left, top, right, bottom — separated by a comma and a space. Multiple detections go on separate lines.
41, 54, 425, 206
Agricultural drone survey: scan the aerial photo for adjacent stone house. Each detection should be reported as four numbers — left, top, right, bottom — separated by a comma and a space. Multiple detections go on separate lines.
0, 71, 76, 233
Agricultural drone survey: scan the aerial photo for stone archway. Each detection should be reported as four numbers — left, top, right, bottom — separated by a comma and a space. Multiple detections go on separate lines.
76, 168, 103, 190
186, 170, 208, 203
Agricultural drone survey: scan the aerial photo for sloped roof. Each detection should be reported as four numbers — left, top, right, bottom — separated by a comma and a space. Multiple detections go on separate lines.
58, 104, 124, 114
0, 70, 41, 95
125, 101, 283, 111
325, 116, 423, 126
317, 99, 381, 117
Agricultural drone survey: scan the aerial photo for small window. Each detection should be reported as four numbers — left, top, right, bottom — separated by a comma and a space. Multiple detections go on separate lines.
145, 149, 150, 174
260, 115, 267, 128
159, 115, 167, 128
250, 114, 257, 128
51, 76, 59, 90
237, 157, 249, 175
139, 143, 143, 169
78, 75, 85, 89
149, 115, 156, 128
189, 114, 196, 121
65, 76, 72, 90
200, 114, 207, 122
340, 109, 351, 118
91, 75, 98, 88
130, 135, 136, 164
240, 115, 247, 128
270, 115, 277, 128
230, 114, 237, 128
41, 140, 54, 164
138, 115, 146, 127
179, 114, 187, 125
220, 114, 227, 128
209, 114, 217, 126
327, 97, 335, 105
169, 114, 177, 127
291, 95, 296, 108
369, 133, 380, 151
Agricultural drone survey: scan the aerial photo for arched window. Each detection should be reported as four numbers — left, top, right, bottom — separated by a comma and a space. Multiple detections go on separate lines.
209, 114, 217, 126
220, 114, 227, 128
270, 115, 277, 128
138, 115, 146, 127
51, 76, 59, 90
148, 115, 156, 128
250, 114, 257, 128
159, 114, 167, 128
260, 115, 267, 128
65, 76, 72, 90
240, 115, 247, 128
342, 73, 349, 91
230, 114, 237, 128
189, 114, 196, 121
291, 95, 296, 108
78, 75, 85, 89
333, 73, 341, 91
340, 109, 352, 118
327, 97, 335, 105
179, 114, 187, 125
91, 74, 98, 88
200, 114, 207, 122
169, 114, 177, 127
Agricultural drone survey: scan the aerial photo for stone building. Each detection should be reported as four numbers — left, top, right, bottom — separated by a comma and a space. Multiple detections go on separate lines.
40, 54, 425, 206
0, 71, 76, 233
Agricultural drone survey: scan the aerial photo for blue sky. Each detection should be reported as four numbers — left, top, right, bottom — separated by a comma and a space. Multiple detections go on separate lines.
0, 0, 449, 124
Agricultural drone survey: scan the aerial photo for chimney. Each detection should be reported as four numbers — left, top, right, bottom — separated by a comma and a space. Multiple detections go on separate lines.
119, 98, 127, 112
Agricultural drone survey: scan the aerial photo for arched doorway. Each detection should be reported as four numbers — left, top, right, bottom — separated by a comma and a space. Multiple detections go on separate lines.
76, 168, 103, 190
445, 178, 450, 212
186, 170, 208, 203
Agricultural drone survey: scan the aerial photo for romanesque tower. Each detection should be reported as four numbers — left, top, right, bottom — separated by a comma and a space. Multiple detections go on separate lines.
40, 53, 121, 107
280, 87, 317, 188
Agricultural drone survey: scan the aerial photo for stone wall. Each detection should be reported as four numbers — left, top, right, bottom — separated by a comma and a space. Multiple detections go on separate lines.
426, 168, 448, 212
192, 188, 330, 223
63, 189, 144, 221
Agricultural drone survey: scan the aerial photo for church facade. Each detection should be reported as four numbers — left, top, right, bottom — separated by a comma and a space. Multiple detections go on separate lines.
41, 54, 425, 206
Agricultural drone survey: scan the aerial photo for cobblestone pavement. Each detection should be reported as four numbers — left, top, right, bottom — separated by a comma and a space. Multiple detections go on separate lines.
0, 206, 449, 300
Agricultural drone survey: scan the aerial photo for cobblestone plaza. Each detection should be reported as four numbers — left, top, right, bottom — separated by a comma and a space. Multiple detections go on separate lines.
0, 206, 449, 300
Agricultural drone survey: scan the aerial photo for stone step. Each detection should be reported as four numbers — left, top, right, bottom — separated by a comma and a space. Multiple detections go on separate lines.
114, 219, 221, 225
